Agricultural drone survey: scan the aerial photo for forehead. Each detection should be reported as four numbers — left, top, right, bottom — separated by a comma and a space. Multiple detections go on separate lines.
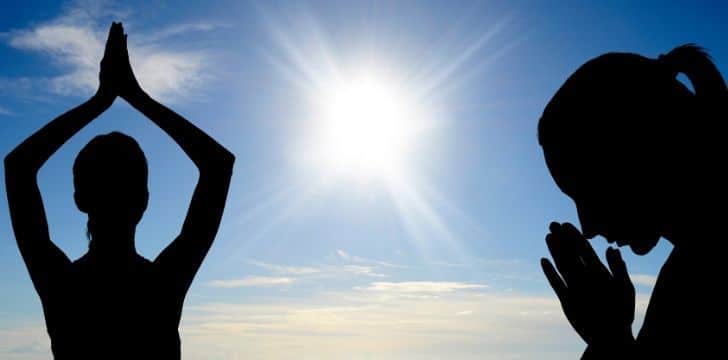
543, 147, 578, 198
542, 144, 612, 200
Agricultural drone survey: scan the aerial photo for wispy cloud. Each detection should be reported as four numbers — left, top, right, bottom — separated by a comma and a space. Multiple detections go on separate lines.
0, 325, 50, 359
365, 281, 487, 293
632, 274, 657, 287
178, 290, 584, 360
335, 249, 405, 268
3, 1, 218, 102
137, 22, 230, 43
1, 290, 654, 360
249, 259, 388, 279
341, 265, 387, 278
248, 260, 321, 276
209, 276, 294, 288
247, 249, 401, 282
335, 249, 352, 261
0, 105, 14, 116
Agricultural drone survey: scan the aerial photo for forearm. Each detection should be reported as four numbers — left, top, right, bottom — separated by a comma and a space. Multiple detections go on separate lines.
5, 92, 114, 173
123, 90, 234, 173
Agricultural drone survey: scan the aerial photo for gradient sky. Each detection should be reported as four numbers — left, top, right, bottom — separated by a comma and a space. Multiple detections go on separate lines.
1, 1, 725, 359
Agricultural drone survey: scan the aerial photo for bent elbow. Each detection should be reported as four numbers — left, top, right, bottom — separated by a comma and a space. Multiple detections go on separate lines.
4, 149, 39, 181
198, 148, 235, 177
220, 150, 235, 174
4, 151, 23, 174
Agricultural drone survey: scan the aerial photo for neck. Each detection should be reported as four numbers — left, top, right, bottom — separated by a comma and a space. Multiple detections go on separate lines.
88, 226, 137, 257
662, 207, 720, 252
660, 172, 726, 252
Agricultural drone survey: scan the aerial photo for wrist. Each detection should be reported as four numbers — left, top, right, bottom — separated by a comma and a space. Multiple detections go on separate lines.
92, 88, 116, 106
589, 331, 635, 354
121, 88, 146, 104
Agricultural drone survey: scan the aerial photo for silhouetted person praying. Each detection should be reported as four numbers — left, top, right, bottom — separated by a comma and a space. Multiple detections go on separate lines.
539, 45, 726, 358
5, 22, 234, 359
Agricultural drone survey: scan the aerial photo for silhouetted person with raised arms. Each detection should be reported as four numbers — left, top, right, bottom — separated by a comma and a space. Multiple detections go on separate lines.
538, 44, 726, 359
4, 22, 234, 359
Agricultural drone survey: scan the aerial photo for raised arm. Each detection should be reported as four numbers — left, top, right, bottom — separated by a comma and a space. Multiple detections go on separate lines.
111, 24, 234, 295
5, 23, 121, 299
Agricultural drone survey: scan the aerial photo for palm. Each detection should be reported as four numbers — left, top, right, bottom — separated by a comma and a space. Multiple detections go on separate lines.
99, 22, 140, 97
541, 222, 635, 346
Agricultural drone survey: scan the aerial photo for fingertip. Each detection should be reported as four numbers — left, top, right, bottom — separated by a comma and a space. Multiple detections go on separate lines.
563, 222, 577, 233
606, 247, 616, 259
540, 258, 555, 271
545, 234, 555, 249
549, 222, 560, 233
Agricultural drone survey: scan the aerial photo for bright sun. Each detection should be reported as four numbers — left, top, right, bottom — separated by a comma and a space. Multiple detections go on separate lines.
307, 70, 420, 182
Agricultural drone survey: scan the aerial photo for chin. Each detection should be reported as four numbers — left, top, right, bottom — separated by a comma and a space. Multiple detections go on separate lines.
628, 235, 661, 256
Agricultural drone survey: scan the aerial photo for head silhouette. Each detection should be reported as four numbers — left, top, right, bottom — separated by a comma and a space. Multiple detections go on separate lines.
73, 132, 148, 249
539, 45, 726, 255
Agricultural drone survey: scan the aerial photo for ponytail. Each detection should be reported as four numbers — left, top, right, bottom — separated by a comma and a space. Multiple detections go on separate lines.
658, 44, 727, 99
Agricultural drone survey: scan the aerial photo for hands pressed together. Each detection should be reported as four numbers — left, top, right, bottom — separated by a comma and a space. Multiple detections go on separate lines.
541, 222, 636, 351
97, 22, 142, 102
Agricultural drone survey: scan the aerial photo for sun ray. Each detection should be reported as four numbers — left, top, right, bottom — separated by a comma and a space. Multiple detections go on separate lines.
217, 179, 325, 269
254, 4, 514, 261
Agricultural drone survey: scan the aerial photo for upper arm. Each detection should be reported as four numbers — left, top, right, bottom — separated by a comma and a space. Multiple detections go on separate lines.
4, 156, 71, 299
154, 156, 234, 295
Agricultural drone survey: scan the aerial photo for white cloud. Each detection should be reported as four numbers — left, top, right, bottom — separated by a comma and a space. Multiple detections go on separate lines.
0, 325, 50, 360
208, 276, 294, 288
246, 250, 401, 283
4, 2, 214, 102
342, 265, 387, 277
366, 281, 487, 293
177, 291, 582, 360
335, 249, 405, 268
0, 105, 14, 116
248, 260, 321, 276
249, 259, 388, 279
138, 22, 229, 43
632, 274, 657, 287
0, 289, 654, 360
335, 249, 352, 261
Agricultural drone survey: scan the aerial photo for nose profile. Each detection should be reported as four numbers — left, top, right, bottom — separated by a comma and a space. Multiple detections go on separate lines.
576, 203, 599, 239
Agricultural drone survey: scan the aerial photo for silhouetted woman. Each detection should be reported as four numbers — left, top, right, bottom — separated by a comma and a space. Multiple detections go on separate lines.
538, 45, 726, 358
5, 23, 234, 359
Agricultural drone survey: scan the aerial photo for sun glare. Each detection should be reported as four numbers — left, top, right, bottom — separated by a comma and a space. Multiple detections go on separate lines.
308, 71, 419, 182
258, 8, 507, 261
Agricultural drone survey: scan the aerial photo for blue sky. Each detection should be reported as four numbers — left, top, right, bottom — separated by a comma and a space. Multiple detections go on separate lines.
1, 0, 725, 358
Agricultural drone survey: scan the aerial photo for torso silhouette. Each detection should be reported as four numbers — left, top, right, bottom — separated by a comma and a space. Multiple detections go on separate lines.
636, 246, 718, 358
41, 252, 184, 360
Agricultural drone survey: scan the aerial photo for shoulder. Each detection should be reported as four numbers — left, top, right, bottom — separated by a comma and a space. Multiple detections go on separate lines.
133, 254, 156, 274
637, 247, 718, 350
71, 253, 91, 269
135, 254, 153, 265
